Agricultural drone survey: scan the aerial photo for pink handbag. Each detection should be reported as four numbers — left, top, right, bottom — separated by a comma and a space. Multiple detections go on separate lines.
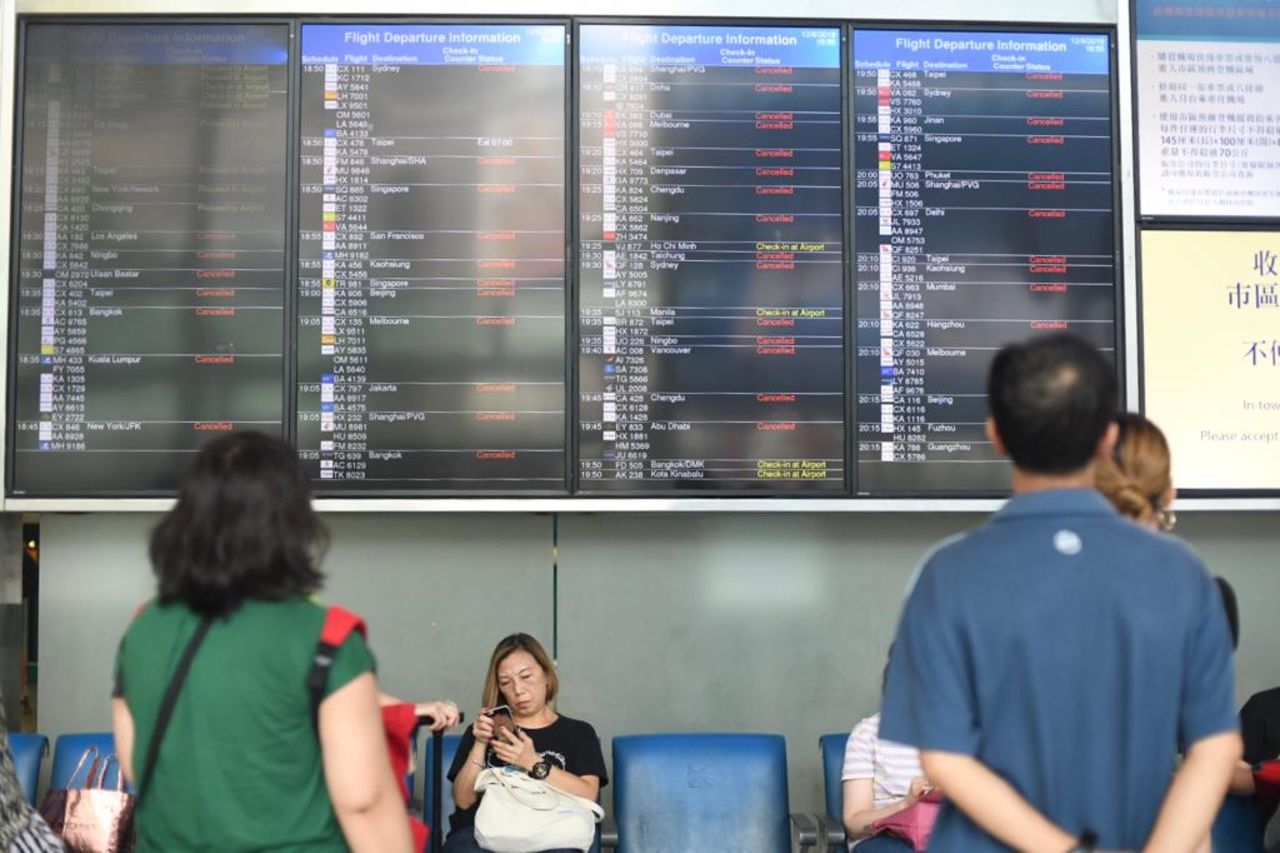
39, 748, 135, 852
870, 795, 941, 852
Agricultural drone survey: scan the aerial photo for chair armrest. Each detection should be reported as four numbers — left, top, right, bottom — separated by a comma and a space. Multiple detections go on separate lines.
790, 811, 820, 850
815, 812, 847, 851
600, 819, 618, 849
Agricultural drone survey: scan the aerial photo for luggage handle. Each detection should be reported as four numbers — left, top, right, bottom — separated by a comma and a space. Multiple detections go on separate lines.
415, 711, 464, 853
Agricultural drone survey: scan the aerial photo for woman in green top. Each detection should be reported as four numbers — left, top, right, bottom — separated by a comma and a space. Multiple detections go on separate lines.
112, 432, 430, 852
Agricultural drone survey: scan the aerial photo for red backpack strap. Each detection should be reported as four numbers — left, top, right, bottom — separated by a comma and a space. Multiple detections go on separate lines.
308, 606, 367, 726
320, 606, 366, 647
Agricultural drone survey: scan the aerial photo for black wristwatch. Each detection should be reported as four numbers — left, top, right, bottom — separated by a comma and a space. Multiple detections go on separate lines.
1066, 830, 1098, 852
529, 760, 551, 780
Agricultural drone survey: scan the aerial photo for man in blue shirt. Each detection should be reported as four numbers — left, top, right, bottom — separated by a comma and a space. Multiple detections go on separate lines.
881, 334, 1241, 852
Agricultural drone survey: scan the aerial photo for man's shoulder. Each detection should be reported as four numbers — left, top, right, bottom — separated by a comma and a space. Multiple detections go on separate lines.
935, 510, 1202, 563
916, 513, 1209, 599
909, 530, 974, 579
1083, 520, 1209, 578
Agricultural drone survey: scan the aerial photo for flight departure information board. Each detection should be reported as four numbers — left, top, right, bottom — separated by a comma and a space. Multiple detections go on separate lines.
577, 24, 846, 493
296, 23, 568, 493
6, 18, 1127, 501
9, 23, 290, 495
851, 29, 1118, 493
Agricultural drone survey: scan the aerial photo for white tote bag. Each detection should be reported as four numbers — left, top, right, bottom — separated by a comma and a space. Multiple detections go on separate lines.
472, 766, 603, 853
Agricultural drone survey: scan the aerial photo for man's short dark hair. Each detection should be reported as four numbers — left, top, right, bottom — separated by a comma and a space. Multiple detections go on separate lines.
150, 431, 326, 617
987, 333, 1118, 474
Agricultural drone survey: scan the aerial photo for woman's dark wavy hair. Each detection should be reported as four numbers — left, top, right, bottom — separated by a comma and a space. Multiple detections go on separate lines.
150, 431, 326, 617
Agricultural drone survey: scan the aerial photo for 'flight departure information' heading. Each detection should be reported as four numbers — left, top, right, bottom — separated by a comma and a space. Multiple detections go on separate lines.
855, 30, 1109, 74
302, 25, 564, 66
579, 25, 839, 69
895, 37, 1069, 53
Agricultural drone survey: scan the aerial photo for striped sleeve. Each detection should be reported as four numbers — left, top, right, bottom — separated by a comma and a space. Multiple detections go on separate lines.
873, 739, 925, 800
841, 716, 877, 781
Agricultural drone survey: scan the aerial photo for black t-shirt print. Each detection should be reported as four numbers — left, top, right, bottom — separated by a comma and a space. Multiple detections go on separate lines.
445, 714, 608, 836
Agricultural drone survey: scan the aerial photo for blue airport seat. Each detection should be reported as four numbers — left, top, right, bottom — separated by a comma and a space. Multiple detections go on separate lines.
611, 733, 794, 853
1211, 793, 1265, 852
50, 732, 122, 790
819, 732, 845, 820
818, 732, 849, 850
7, 733, 48, 804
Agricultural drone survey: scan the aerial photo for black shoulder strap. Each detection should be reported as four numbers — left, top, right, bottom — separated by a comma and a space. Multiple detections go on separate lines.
307, 645, 334, 730
135, 616, 212, 806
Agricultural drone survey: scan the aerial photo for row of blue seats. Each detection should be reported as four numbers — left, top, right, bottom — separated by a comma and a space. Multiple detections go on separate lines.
10, 732, 123, 802
8, 731, 1268, 852
421, 733, 1268, 853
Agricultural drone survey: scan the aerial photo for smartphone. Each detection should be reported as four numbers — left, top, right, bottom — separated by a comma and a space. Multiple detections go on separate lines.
485, 705, 515, 740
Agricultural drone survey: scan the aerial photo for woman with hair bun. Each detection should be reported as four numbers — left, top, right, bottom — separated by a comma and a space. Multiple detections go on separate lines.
1095, 413, 1242, 642
1096, 413, 1254, 813
1094, 411, 1176, 532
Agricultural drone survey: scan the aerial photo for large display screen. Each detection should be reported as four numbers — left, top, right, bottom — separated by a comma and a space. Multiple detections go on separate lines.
296, 23, 568, 493
1142, 229, 1280, 491
9, 23, 290, 495
851, 28, 1118, 493
576, 23, 847, 493
1135, 0, 1280, 219
5, 18, 1129, 501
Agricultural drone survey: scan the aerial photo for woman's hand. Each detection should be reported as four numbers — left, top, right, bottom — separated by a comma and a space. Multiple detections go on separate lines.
413, 700, 460, 732
906, 776, 935, 803
473, 710, 496, 745
491, 728, 539, 772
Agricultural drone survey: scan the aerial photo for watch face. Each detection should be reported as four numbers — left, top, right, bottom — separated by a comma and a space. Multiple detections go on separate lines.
531, 761, 550, 780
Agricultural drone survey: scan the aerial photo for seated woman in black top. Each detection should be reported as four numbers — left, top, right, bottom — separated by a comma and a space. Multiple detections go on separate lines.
444, 633, 607, 853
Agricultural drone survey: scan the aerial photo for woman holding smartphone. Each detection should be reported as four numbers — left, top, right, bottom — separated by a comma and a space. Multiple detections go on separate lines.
443, 633, 607, 853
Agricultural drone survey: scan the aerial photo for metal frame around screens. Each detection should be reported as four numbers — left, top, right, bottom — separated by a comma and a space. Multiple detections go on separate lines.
846, 19, 1127, 499
5, 0, 1259, 511
0, 10, 1128, 509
